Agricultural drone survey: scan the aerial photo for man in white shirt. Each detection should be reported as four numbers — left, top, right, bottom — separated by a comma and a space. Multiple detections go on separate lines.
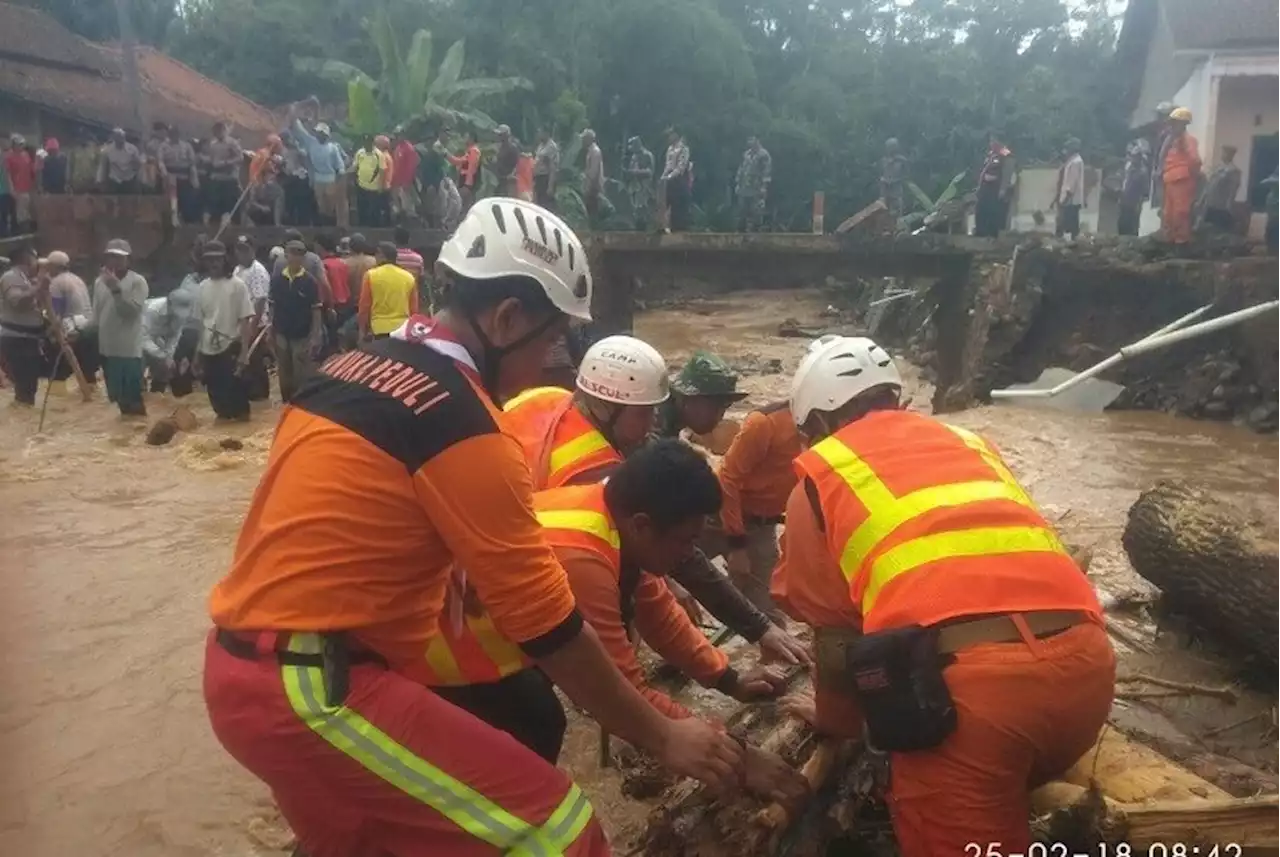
193, 240, 255, 421
1055, 137, 1085, 239
232, 235, 273, 400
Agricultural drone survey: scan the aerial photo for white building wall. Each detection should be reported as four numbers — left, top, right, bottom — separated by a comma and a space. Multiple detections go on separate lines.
1138, 51, 1279, 236
1010, 167, 1102, 234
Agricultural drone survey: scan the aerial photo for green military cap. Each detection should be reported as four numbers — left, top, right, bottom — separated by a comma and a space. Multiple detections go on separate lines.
670, 351, 748, 400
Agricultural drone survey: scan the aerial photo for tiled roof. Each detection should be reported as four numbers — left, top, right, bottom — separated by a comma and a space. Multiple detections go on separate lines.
0, 3, 277, 143
1163, 0, 1280, 50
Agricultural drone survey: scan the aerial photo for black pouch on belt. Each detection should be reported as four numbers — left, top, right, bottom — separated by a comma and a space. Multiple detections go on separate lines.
846, 624, 957, 752
322, 633, 352, 707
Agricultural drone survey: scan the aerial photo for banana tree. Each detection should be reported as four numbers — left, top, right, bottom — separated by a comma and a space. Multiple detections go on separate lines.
293, 3, 531, 137
901, 171, 970, 232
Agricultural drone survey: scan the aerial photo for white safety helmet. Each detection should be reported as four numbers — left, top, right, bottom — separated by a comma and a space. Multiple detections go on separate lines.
790, 335, 902, 426
437, 197, 592, 322
576, 335, 670, 406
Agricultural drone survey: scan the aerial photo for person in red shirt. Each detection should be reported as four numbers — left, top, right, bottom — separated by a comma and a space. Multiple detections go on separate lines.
313, 233, 353, 346
391, 133, 421, 220
5, 134, 35, 231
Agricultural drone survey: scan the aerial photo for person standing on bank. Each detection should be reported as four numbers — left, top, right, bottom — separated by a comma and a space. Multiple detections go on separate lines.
270, 240, 323, 403
193, 241, 255, 421
660, 126, 692, 233
624, 135, 655, 231
0, 245, 43, 406
1118, 136, 1151, 237
158, 126, 201, 225
735, 135, 772, 233
205, 122, 244, 229
97, 127, 143, 194
1161, 107, 1201, 245
1053, 137, 1085, 240
533, 128, 560, 211
974, 136, 1015, 238
1197, 145, 1242, 231
92, 239, 149, 417
581, 129, 605, 226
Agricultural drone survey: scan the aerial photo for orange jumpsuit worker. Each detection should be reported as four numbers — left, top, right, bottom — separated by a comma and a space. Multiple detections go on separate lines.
714, 401, 803, 625
203, 199, 745, 857
503, 336, 807, 660
772, 335, 1115, 857
449, 132, 482, 212
418, 338, 805, 755
1162, 106, 1201, 245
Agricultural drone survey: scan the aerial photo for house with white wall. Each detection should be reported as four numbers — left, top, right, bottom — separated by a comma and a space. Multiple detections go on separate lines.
1118, 0, 1278, 236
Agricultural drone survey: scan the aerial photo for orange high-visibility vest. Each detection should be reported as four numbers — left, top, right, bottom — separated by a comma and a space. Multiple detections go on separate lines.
794, 411, 1101, 634
503, 386, 622, 489
417, 484, 622, 687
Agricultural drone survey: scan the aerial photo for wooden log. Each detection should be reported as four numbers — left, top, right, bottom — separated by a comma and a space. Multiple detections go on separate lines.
1062, 728, 1231, 802
1032, 782, 1279, 848
1122, 480, 1279, 669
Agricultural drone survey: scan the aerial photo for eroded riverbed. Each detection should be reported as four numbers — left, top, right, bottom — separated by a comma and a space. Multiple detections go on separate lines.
1, 289, 1275, 856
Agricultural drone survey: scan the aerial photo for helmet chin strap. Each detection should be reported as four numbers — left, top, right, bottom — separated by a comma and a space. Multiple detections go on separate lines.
465, 311, 560, 398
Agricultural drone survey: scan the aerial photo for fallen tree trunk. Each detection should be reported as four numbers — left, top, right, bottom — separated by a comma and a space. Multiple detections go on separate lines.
1122, 480, 1279, 669
1062, 727, 1231, 803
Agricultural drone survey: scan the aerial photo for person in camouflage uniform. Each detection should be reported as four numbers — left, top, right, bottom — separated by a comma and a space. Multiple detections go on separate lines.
655, 351, 750, 439
879, 137, 908, 220
735, 136, 772, 232
623, 136, 656, 231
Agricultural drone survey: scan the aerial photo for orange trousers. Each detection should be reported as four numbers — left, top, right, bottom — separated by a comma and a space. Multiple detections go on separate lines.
1163, 177, 1196, 244
887, 622, 1115, 856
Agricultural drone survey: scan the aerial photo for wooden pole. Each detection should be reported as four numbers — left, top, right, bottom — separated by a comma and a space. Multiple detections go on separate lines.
812, 192, 825, 234
38, 286, 91, 402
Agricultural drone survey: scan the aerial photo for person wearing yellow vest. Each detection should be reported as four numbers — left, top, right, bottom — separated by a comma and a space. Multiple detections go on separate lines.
771, 336, 1115, 856
503, 335, 810, 664
358, 240, 419, 341
353, 134, 392, 227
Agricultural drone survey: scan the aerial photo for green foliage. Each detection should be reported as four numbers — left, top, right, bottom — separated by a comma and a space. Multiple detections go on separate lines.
291, 4, 532, 137
164, 0, 1128, 231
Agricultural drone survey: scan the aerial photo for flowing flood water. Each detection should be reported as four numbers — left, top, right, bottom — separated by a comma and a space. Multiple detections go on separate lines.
1, 289, 1275, 855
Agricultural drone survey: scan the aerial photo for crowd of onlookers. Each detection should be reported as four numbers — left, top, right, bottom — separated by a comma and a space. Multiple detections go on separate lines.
1, 101, 761, 236
0, 225, 431, 419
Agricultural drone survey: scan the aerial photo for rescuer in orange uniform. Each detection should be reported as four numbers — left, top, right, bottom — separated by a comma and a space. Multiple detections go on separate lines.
203, 199, 746, 857
1162, 106, 1201, 245
710, 401, 803, 626
416, 337, 806, 755
772, 336, 1115, 856
502, 335, 809, 663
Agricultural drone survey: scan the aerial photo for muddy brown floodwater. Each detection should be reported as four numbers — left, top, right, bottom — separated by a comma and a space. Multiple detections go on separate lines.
1, 288, 1275, 856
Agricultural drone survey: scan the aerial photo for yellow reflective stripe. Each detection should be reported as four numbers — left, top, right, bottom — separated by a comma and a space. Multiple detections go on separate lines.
862, 526, 1065, 611
536, 509, 621, 550
423, 633, 465, 685
810, 436, 1040, 580
281, 633, 591, 855
943, 424, 1034, 506
504, 385, 566, 412
466, 613, 528, 678
548, 429, 611, 478
518, 785, 593, 857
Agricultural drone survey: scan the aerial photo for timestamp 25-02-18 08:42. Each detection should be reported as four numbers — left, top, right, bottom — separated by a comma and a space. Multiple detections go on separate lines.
964, 843, 1245, 857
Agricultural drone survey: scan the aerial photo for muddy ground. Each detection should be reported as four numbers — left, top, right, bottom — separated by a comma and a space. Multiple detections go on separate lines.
0, 288, 1275, 857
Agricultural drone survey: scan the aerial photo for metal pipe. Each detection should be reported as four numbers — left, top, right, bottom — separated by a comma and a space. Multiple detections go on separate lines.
991, 353, 1125, 400
983, 304, 1223, 404
868, 289, 919, 307
1121, 300, 1278, 359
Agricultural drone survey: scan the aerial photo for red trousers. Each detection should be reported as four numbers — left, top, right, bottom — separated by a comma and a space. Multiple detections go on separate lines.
889, 622, 1115, 856
203, 632, 610, 856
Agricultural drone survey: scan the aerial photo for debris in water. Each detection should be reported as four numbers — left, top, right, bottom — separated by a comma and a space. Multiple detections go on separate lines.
145, 418, 179, 447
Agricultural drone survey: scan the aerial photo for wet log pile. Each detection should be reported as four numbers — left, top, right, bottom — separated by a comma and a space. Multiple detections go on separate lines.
1123, 480, 1279, 671
629, 696, 1279, 856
